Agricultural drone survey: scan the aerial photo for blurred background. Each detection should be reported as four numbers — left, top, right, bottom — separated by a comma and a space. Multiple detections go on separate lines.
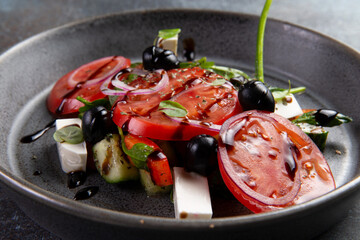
0, 0, 359, 239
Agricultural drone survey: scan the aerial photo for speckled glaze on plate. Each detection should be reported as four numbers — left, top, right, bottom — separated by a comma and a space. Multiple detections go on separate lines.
0, 9, 359, 240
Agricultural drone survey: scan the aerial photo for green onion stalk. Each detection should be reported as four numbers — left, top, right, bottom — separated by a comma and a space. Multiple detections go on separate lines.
255, 0, 273, 83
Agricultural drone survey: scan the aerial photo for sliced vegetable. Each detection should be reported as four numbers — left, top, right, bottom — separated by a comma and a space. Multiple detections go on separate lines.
93, 134, 139, 183
101, 69, 169, 96
139, 169, 172, 196
218, 110, 335, 213
112, 67, 241, 140
123, 133, 173, 187
296, 123, 328, 151
47, 56, 131, 116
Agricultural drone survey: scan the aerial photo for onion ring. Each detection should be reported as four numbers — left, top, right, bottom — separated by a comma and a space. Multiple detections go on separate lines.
101, 69, 169, 96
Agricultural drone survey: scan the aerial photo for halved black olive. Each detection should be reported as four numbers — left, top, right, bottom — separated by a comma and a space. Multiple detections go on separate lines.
142, 46, 179, 71
231, 77, 275, 112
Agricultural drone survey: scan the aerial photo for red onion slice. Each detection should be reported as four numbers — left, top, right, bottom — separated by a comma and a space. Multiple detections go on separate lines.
67, 56, 126, 88
111, 68, 149, 91
101, 69, 169, 96
100, 77, 128, 96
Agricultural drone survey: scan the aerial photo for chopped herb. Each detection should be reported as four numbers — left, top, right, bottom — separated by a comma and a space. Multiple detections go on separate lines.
158, 28, 181, 39
76, 96, 111, 118
210, 65, 250, 80
53, 125, 84, 144
123, 73, 138, 84
269, 81, 306, 101
130, 62, 142, 68
118, 128, 153, 170
292, 110, 352, 127
158, 100, 188, 117
211, 78, 227, 86
179, 57, 214, 70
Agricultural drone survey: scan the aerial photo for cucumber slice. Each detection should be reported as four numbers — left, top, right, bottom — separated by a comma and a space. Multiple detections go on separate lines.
139, 169, 172, 196
296, 123, 328, 151
93, 134, 139, 183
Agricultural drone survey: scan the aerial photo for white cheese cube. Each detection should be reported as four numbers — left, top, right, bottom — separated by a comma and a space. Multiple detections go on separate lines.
275, 94, 303, 119
157, 36, 178, 55
173, 167, 213, 219
55, 118, 87, 173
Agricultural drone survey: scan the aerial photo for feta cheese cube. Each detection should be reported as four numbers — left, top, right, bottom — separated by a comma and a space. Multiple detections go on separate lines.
275, 94, 303, 119
157, 36, 178, 55
173, 167, 213, 219
55, 118, 87, 173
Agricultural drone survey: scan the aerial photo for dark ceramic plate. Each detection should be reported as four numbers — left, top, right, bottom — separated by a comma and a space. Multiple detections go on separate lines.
0, 10, 359, 240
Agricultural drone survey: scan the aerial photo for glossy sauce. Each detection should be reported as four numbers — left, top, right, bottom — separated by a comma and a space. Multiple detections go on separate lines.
56, 56, 117, 115
67, 171, 87, 189
20, 120, 56, 143
73, 186, 99, 200
182, 38, 195, 61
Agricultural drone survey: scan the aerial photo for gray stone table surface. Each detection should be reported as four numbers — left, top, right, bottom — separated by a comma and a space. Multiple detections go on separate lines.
0, 0, 359, 239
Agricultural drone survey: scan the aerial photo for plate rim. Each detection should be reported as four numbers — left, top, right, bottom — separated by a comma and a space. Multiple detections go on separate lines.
0, 8, 359, 230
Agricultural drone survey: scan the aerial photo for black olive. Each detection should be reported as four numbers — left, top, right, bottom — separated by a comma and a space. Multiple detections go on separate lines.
232, 77, 275, 112
314, 109, 338, 126
185, 134, 218, 176
82, 106, 115, 145
142, 46, 179, 71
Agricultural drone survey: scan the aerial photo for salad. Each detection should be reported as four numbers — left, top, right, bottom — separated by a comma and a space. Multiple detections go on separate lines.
24, 0, 352, 218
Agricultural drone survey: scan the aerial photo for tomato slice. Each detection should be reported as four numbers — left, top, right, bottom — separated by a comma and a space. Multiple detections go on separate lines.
218, 110, 335, 213
124, 134, 173, 186
47, 56, 131, 117
112, 67, 242, 140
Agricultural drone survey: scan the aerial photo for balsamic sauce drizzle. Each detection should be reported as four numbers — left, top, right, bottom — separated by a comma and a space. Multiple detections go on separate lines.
73, 186, 99, 200
20, 120, 56, 143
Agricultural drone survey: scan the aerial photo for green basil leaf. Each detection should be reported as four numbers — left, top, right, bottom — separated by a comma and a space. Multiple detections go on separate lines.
198, 57, 214, 69
158, 100, 188, 117
118, 128, 153, 170
123, 73, 138, 84
158, 28, 181, 39
210, 65, 250, 80
270, 84, 306, 101
211, 78, 227, 86
53, 125, 84, 144
292, 111, 352, 127
179, 61, 196, 68
130, 62, 142, 68
124, 143, 154, 169
292, 111, 317, 125
324, 113, 353, 127
178, 57, 214, 70
77, 97, 111, 114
